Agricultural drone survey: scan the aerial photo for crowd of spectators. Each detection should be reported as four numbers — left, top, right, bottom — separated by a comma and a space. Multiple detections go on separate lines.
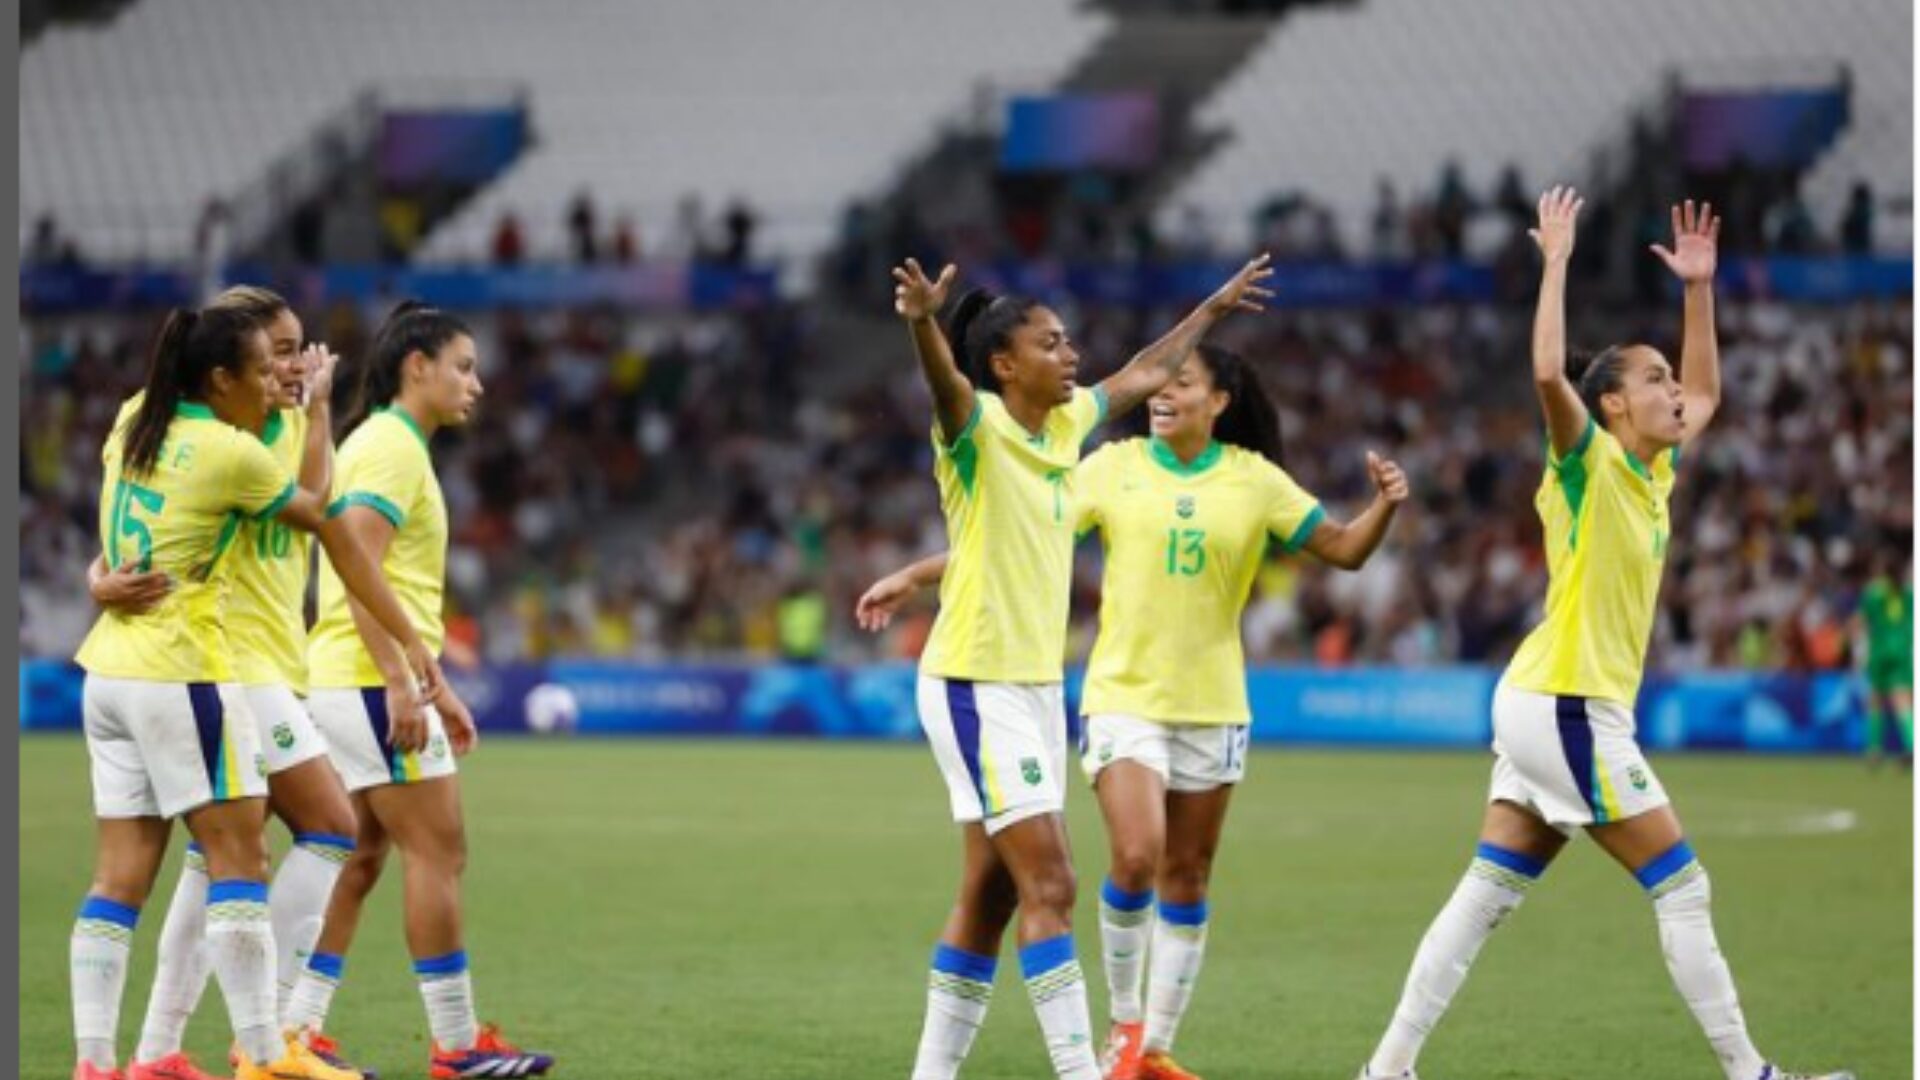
20, 285, 1912, 676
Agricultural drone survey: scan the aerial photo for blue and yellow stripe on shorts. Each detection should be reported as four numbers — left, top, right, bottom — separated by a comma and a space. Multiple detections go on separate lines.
1554, 695, 1623, 823
944, 679, 1004, 815
360, 687, 425, 784
187, 683, 246, 802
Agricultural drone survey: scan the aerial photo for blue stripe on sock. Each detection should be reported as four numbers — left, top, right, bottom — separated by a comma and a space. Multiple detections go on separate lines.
413, 950, 469, 977
1158, 900, 1209, 927
1017, 934, 1077, 979
207, 880, 269, 904
1475, 841, 1547, 880
77, 896, 139, 929
307, 952, 346, 980
293, 832, 357, 853
186, 841, 203, 854
932, 943, 997, 983
1101, 878, 1154, 912
1635, 840, 1699, 892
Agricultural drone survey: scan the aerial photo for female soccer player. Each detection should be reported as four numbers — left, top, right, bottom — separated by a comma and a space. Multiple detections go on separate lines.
88, 287, 366, 1080
886, 255, 1272, 1080
860, 343, 1410, 1080
282, 301, 554, 1080
71, 305, 441, 1080
1353, 190, 1852, 1080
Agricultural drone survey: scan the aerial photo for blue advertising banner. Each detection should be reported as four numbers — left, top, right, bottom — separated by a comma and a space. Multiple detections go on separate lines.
19, 660, 1875, 753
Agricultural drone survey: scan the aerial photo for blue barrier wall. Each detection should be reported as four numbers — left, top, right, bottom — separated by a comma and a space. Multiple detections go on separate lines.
19, 660, 1874, 752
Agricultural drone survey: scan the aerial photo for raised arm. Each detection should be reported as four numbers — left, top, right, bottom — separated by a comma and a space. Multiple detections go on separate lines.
854, 551, 950, 632
1529, 187, 1591, 457
297, 343, 339, 494
1098, 254, 1273, 420
894, 259, 974, 443
1300, 451, 1409, 570
1650, 200, 1722, 441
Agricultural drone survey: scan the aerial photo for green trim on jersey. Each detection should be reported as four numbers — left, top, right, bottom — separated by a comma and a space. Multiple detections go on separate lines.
377, 405, 431, 451
1279, 504, 1325, 552
175, 402, 216, 420
252, 482, 297, 522
327, 491, 407, 529
1552, 417, 1596, 548
1147, 437, 1223, 477
944, 401, 984, 496
260, 410, 287, 447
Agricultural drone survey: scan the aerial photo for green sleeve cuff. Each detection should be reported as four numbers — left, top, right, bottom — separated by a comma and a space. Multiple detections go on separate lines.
1091, 385, 1110, 428
252, 482, 297, 522
326, 491, 406, 529
1280, 504, 1326, 553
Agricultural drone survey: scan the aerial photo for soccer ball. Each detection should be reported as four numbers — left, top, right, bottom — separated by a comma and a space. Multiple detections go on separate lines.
524, 682, 580, 735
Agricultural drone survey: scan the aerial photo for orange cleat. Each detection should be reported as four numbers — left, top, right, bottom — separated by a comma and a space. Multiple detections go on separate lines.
1141, 1049, 1204, 1080
73, 1063, 126, 1080
1101, 1021, 1145, 1080
429, 1023, 553, 1079
128, 1052, 230, 1080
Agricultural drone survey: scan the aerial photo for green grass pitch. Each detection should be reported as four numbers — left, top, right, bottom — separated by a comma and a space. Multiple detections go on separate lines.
18, 736, 1913, 1079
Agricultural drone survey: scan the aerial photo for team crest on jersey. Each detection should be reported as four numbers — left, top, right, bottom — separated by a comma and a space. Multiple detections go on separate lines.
272, 723, 295, 750
1175, 495, 1196, 519
1627, 764, 1649, 791
1020, 757, 1042, 785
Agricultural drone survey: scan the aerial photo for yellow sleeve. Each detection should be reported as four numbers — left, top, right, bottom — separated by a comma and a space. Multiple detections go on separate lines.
327, 434, 423, 529
1068, 385, 1109, 446
227, 432, 297, 520
1264, 462, 1325, 553
1073, 443, 1119, 536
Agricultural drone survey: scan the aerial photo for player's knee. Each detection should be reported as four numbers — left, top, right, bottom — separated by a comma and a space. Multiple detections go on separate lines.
194, 826, 269, 883
1158, 853, 1213, 902
1020, 864, 1078, 916
1107, 843, 1158, 893
337, 844, 388, 898
86, 872, 152, 908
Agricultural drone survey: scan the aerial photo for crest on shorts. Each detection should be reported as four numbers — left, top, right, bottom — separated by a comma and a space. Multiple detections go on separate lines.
1020, 757, 1042, 785
254, 753, 268, 778
427, 733, 448, 761
1175, 495, 1196, 519
1628, 764, 1649, 791
1098, 742, 1114, 764
272, 723, 294, 750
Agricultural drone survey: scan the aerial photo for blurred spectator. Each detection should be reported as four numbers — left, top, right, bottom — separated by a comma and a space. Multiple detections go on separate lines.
611, 215, 640, 264
491, 211, 525, 266
568, 190, 599, 263
1841, 181, 1875, 254
722, 196, 759, 267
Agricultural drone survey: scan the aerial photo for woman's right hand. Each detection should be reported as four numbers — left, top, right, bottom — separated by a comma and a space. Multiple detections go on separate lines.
404, 640, 447, 701
855, 571, 920, 632
385, 678, 429, 754
92, 560, 172, 615
1529, 186, 1583, 265
892, 258, 957, 322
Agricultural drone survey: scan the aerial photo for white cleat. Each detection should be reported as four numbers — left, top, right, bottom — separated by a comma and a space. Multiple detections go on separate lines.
1760, 1068, 1855, 1080
1354, 1067, 1417, 1080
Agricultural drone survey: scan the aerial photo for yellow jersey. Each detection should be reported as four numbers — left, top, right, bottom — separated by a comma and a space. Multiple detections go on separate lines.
920, 387, 1107, 683
1076, 438, 1323, 725
307, 408, 448, 688
228, 408, 316, 691
1505, 419, 1676, 705
76, 402, 297, 682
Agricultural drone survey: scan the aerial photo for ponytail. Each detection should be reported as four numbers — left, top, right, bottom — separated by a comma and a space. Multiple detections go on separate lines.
122, 310, 201, 478
343, 299, 471, 435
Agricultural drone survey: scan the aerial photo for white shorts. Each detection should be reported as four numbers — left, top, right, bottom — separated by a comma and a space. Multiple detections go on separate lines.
1489, 681, 1670, 833
917, 674, 1070, 835
1080, 714, 1249, 793
308, 687, 458, 793
83, 676, 269, 819
245, 684, 330, 775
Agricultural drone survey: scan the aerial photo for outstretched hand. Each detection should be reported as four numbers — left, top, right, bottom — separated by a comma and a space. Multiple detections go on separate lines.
1203, 253, 1275, 316
855, 571, 918, 632
1529, 186, 1583, 264
1650, 200, 1720, 284
893, 258, 957, 322
301, 343, 340, 410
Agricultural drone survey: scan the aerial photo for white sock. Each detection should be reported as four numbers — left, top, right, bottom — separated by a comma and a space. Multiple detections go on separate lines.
203, 880, 281, 1065
272, 834, 353, 1022
284, 952, 345, 1033
71, 895, 140, 1069
416, 951, 479, 1051
1019, 934, 1102, 1080
1144, 900, 1209, 1053
1369, 843, 1544, 1076
1641, 842, 1766, 1080
135, 845, 211, 1062
1098, 879, 1154, 1025
911, 943, 996, 1080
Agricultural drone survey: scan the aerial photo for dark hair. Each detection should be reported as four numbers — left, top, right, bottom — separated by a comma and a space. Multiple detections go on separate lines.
1193, 344, 1284, 466
945, 288, 1042, 394
122, 306, 269, 478
1567, 345, 1631, 419
343, 299, 471, 434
